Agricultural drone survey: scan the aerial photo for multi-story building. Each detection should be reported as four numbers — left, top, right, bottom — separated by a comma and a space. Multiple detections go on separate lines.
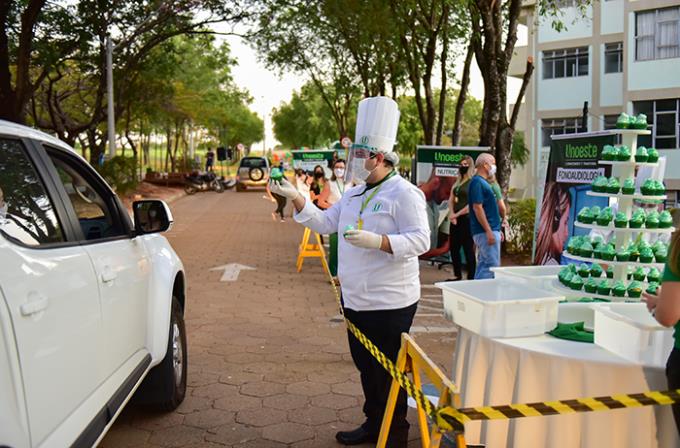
510, 0, 680, 205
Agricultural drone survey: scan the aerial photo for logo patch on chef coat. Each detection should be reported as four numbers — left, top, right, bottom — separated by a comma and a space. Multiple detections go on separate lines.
372, 202, 383, 212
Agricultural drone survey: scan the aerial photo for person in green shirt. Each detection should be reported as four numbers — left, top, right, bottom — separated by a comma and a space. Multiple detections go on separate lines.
643, 230, 680, 434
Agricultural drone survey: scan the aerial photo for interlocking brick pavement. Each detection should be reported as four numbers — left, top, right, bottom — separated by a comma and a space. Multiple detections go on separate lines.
101, 188, 458, 447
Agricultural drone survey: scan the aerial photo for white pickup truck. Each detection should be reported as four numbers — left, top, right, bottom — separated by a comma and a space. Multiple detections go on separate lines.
0, 120, 188, 447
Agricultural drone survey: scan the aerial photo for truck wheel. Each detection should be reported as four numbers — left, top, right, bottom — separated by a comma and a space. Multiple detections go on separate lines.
135, 297, 187, 411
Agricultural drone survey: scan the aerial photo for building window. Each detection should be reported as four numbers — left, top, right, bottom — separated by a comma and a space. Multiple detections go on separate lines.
635, 7, 680, 61
541, 117, 585, 146
542, 47, 589, 79
633, 99, 680, 149
604, 115, 619, 130
604, 42, 623, 73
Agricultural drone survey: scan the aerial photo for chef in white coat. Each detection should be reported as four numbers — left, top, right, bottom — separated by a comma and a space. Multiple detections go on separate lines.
270, 96, 430, 447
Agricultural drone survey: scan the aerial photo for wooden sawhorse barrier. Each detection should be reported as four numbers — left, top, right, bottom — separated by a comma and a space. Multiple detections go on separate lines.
297, 227, 331, 277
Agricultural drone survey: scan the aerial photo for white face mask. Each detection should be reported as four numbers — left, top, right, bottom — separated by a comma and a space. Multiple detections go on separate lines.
350, 157, 371, 183
489, 164, 497, 177
334, 168, 345, 179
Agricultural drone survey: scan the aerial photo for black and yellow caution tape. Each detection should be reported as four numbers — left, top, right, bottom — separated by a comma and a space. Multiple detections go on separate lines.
323, 246, 680, 435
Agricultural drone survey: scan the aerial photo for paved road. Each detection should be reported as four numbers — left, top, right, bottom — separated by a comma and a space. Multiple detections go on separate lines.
102, 188, 456, 448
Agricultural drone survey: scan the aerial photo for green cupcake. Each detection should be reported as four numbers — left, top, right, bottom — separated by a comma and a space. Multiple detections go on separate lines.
567, 237, 581, 255
641, 179, 655, 196
597, 279, 612, 296
601, 244, 616, 261
590, 263, 603, 278
629, 214, 644, 228
622, 178, 636, 195
627, 281, 643, 298
628, 243, 640, 262
612, 280, 627, 297
656, 247, 668, 263
616, 248, 630, 261
652, 240, 666, 254
592, 176, 609, 192
639, 247, 654, 263
607, 177, 621, 194
660, 211, 673, 229
579, 241, 594, 258
584, 278, 599, 294
577, 207, 594, 224
635, 146, 649, 163
614, 212, 628, 228
653, 180, 665, 196
617, 146, 632, 162
578, 263, 591, 278
601, 146, 618, 161
646, 212, 660, 229
597, 208, 613, 226
647, 148, 659, 163
616, 113, 631, 129
632, 266, 646, 281
633, 114, 648, 130
606, 265, 615, 279
570, 275, 584, 291
647, 267, 661, 283
646, 282, 660, 295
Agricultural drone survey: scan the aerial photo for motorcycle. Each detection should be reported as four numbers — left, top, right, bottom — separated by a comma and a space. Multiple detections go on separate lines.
184, 171, 225, 194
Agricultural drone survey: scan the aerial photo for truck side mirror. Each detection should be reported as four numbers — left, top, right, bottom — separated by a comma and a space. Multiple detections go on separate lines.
132, 200, 173, 235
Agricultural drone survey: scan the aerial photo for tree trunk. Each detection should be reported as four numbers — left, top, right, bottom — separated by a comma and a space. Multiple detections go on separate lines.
452, 42, 474, 146
87, 129, 106, 165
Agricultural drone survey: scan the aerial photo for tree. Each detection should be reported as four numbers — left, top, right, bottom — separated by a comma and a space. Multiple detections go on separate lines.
272, 82, 342, 149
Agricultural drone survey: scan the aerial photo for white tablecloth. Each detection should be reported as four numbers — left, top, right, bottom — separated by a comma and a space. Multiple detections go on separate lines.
452, 328, 679, 447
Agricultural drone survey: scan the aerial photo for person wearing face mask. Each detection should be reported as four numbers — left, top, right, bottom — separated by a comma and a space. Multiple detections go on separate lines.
317, 159, 347, 283
447, 156, 476, 280
468, 153, 502, 279
310, 165, 327, 209
270, 96, 429, 447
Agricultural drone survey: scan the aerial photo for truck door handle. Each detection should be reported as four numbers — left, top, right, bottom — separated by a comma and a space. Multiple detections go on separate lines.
20, 294, 49, 316
101, 267, 117, 283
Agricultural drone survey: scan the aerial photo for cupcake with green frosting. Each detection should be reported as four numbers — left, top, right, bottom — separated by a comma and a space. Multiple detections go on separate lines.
616, 247, 631, 262
653, 180, 665, 196
578, 263, 591, 278
630, 211, 645, 228
570, 275, 584, 291
612, 280, 627, 297
614, 212, 628, 228
656, 246, 668, 263
597, 208, 613, 226
660, 211, 673, 229
606, 265, 614, 279
607, 177, 621, 194
601, 146, 618, 161
635, 146, 649, 163
647, 147, 659, 163
632, 266, 646, 281
627, 281, 643, 299
597, 279, 612, 296
567, 236, 581, 255
633, 113, 648, 130
639, 247, 654, 263
601, 244, 616, 261
577, 207, 594, 224
648, 267, 661, 283
641, 179, 655, 196
579, 241, 594, 258
584, 278, 599, 294
628, 243, 640, 262
646, 211, 660, 229
646, 282, 660, 295
617, 146, 632, 161
590, 263, 603, 278
622, 178, 636, 195
616, 113, 631, 129
592, 176, 609, 192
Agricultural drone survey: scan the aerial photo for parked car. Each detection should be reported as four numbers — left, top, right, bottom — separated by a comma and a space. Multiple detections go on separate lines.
236, 156, 270, 191
0, 120, 187, 448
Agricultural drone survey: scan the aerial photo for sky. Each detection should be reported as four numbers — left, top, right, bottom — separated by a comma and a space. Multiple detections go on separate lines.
217, 27, 528, 149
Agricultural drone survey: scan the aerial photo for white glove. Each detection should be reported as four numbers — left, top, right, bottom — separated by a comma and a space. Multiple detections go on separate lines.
344, 229, 383, 250
269, 178, 299, 200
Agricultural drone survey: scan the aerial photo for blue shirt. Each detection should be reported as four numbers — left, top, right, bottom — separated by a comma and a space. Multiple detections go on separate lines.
468, 175, 501, 235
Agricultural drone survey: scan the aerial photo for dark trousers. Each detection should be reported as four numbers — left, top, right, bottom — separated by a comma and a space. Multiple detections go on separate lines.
344, 303, 418, 442
667, 347, 680, 435
272, 193, 286, 219
449, 215, 476, 279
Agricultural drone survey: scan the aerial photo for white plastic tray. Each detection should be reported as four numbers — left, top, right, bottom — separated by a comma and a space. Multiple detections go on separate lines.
593, 303, 674, 367
437, 279, 563, 338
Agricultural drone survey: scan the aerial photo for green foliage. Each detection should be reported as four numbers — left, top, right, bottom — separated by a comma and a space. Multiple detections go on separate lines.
442, 90, 483, 146
507, 198, 537, 254
511, 131, 530, 168
98, 156, 139, 195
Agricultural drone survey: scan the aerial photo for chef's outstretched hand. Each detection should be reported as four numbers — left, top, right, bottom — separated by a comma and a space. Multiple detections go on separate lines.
269, 178, 299, 200
344, 229, 382, 250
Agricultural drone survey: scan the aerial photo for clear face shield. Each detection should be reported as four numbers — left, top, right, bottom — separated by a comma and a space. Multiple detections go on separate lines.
345, 144, 377, 184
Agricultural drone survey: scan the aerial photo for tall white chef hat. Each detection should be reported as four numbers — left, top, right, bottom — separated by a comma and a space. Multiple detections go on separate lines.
354, 96, 400, 165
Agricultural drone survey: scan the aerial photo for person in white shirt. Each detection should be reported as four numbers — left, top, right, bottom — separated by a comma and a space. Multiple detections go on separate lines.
271, 96, 429, 447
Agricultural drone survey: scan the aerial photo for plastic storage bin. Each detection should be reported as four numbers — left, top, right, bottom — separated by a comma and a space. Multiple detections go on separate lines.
491, 265, 563, 290
437, 279, 563, 338
593, 303, 674, 367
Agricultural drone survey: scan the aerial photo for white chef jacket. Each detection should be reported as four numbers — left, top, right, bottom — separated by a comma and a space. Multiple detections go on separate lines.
294, 173, 430, 311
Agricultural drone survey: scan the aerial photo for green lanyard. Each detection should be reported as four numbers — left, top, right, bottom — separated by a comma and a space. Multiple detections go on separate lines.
335, 180, 345, 195
357, 170, 396, 229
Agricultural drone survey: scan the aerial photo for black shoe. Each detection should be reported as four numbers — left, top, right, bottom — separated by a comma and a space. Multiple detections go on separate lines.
335, 426, 378, 445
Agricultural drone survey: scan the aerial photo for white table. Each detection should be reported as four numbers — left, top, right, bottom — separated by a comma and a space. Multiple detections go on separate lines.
452, 327, 679, 448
